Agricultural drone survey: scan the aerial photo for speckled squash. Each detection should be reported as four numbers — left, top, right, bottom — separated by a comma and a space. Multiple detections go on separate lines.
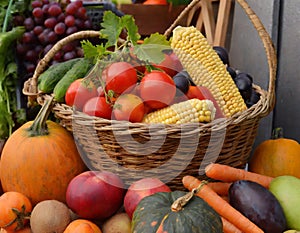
0, 98, 86, 205
132, 190, 223, 233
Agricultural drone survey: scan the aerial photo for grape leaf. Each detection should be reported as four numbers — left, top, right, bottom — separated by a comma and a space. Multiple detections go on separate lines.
100, 11, 123, 48
134, 33, 170, 64
81, 40, 107, 60
83, 12, 170, 66
121, 14, 140, 45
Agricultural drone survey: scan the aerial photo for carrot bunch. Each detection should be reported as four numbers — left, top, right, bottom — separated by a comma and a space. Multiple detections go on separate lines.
182, 163, 274, 233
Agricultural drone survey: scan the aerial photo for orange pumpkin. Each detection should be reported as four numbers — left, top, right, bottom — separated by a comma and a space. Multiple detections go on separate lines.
0, 98, 86, 205
63, 219, 102, 233
0, 226, 32, 233
249, 128, 300, 178
0, 171, 3, 196
0, 192, 32, 232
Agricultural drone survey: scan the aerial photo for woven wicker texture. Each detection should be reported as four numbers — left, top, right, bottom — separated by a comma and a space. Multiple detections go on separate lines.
23, 0, 277, 190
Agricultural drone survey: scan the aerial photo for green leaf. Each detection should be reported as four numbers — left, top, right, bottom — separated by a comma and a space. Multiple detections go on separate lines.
0, 87, 14, 139
121, 14, 140, 45
15, 108, 27, 125
5, 61, 17, 76
143, 33, 170, 46
134, 33, 170, 64
100, 11, 123, 48
81, 40, 107, 60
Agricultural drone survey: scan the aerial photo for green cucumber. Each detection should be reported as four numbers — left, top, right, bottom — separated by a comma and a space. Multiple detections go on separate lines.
38, 58, 81, 93
53, 58, 94, 102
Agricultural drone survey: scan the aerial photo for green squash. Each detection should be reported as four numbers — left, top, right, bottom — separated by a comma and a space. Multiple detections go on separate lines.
132, 190, 223, 233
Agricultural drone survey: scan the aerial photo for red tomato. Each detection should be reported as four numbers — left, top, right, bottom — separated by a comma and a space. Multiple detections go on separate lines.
103, 62, 137, 95
186, 85, 206, 100
153, 51, 183, 77
112, 94, 145, 123
143, 103, 154, 115
97, 86, 105, 97
83, 97, 113, 119
134, 63, 146, 74
130, 83, 141, 97
140, 70, 176, 109
65, 78, 98, 111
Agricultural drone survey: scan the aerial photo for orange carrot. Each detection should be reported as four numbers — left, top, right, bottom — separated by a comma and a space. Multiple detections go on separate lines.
205, 163, 274, 188
220, 195, 229, 203
207, 182, 231, 196
182, 175, 264, 233
222, 217, 243, 233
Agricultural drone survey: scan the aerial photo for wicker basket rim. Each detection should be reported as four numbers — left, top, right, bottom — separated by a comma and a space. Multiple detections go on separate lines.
44, 82, 268, 129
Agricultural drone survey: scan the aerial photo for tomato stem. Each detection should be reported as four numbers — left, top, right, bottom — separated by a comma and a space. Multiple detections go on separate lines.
26, 97, 54, 137
2, 205, 30, 231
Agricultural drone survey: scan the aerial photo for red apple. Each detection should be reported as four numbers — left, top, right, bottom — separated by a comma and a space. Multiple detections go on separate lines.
124, 178, 171, 219
66, 171, 125, 220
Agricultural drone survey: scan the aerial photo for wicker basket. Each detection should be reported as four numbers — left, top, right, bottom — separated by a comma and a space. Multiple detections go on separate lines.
23, 0, 276, 190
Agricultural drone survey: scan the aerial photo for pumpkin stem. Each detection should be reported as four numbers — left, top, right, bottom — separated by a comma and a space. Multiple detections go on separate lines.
2, 205, 31, 231
171, 191, 194, 212
27, 97, 54, 137
272, 127, 284, 139
171, 181, 208, 212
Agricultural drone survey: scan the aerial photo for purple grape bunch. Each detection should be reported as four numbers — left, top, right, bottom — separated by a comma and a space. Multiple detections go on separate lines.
17, 0, 93, 75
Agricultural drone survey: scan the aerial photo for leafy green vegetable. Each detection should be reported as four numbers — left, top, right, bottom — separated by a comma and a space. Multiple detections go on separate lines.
0, 0, 27, 139
0, 0, 31, 32
0, 27, 26, 139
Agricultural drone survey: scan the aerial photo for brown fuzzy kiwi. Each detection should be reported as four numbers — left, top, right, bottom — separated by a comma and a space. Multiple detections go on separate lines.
102, 212, 131, 233
30, 200, 71, 233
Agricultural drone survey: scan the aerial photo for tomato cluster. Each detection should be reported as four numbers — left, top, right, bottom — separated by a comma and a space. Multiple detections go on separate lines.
65, 50, 219, 123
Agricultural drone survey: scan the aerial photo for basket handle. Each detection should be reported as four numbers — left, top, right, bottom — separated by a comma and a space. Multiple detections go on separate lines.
165, 0, 277, 113
24, 0, 276, 113
237, 0, 277, 111
22, 30, 100, 98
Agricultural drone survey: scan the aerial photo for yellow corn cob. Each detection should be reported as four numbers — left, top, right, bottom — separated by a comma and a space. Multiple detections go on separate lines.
170, 26, 247, 117
142, 99, 216, 124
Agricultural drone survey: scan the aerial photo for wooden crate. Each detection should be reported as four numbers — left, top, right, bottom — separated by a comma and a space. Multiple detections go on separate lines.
119, 0, 232, 46
119, 4, 187, 36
